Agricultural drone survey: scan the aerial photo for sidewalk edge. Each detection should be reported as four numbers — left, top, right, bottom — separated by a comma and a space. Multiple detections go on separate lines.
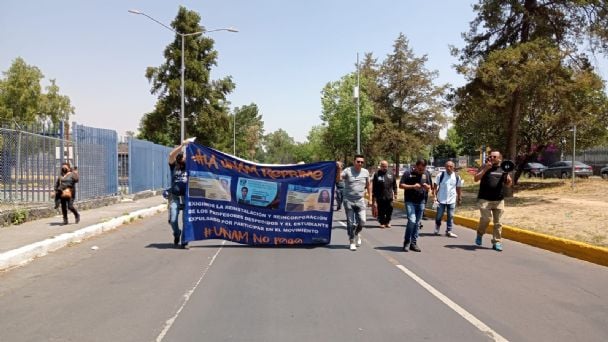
392, 201, 608, 267
0, 204, 167, 272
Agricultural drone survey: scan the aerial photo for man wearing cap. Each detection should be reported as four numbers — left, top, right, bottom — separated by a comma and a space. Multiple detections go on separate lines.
168, 140, 191, 249
474, 150, 512, 251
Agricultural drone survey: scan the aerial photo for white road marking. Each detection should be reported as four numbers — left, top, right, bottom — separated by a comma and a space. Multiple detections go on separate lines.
156, 241, 226, 342
337, 221, 507, 341
396, 264, 508, 341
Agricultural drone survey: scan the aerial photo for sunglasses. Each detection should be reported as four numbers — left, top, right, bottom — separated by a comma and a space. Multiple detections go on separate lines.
355, 160, 365, 164
489, 155, 498, 159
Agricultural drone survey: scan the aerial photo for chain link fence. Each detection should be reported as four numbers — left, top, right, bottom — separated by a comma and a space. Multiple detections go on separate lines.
1, 122, 174, 206
0, 125, 68, 203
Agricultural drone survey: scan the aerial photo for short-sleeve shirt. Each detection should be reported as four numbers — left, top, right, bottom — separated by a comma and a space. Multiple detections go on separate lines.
341, 167, 370, 202
435, 172, 463, 204
399, 169, 432, 204
169, 162, 187, 196
477, 166, 506, 201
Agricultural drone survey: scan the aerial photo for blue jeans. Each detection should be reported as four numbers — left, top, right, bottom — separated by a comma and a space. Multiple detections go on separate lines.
344, 199, 366, 240
169, 195, 184, 242
435, 203, 456, 232
405, 202, 425, 244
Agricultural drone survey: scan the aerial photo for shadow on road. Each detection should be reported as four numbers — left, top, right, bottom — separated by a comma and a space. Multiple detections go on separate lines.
374, 246, 403, 252
145, 243, 179, 249
443, 244, 491, 251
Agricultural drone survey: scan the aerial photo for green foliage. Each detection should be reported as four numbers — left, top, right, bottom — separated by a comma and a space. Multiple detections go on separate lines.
138, 6, 235, 147
288, 125, 334, 163
0, 57, 43, 123
320, 73, 374, 162
40, 79, 75, 123
11, 208, 27, 225
453, 0, 608, 160
231, 103, 264, 161
374, 33, 448, 166
433, 143, 458, 160
258, 129, 296, 164
0, 57, 74, 125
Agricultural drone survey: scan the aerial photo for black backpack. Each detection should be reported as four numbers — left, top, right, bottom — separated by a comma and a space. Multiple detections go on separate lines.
439, 171, 460, 185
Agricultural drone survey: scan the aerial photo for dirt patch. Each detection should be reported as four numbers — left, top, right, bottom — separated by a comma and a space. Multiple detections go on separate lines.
455, 175, 608, 247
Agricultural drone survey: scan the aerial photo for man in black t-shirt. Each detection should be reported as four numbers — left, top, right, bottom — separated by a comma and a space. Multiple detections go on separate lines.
474, 150, 512, 251
399, 159, 433, 252
371, 160, 397, 228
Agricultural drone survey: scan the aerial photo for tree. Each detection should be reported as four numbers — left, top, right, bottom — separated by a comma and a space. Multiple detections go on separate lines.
375, 33, 448, 169
291, 125, 333, 163
0, 57, 74, 126
0, 57, 44, 124
320, 73, 374, 162
231, 103, 264, 160
453, 0, 608, 161
40, 79, 74, 123
138, 6, 235, 147
259, 129, 296, 164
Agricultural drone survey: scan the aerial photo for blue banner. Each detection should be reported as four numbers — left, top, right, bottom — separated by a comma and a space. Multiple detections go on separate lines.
182, 144, 335, 245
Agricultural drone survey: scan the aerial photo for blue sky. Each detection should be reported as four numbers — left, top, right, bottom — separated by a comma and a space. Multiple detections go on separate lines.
2, 1, 605, 142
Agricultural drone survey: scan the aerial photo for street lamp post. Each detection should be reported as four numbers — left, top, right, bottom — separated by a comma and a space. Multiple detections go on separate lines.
354, 52, 361, 155
233, 112, 236, 156
128, 9, 237, 142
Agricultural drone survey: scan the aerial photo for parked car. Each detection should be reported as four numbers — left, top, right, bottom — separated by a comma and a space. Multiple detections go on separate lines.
601, 165, 608, 179
522, 162, 547, 177
543, 161, 593, 179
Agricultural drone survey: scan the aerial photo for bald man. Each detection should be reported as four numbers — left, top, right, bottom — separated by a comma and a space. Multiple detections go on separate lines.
371, 160, 397, 228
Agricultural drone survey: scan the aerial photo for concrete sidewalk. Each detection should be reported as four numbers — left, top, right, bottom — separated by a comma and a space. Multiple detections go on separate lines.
0, 195, 167, 271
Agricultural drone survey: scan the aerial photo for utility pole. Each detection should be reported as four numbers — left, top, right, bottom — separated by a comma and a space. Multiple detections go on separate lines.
355, 52, 361, 155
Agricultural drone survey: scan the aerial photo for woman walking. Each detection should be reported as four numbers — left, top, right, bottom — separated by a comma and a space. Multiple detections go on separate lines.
55, 162, 80, 225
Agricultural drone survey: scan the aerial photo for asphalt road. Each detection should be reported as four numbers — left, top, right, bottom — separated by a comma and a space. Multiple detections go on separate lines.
0, 207, 607, 342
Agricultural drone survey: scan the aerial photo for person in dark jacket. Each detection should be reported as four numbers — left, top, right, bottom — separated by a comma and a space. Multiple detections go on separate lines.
55, 162, 80, 225
168, 140, 190, 249
371, 160, 397, 228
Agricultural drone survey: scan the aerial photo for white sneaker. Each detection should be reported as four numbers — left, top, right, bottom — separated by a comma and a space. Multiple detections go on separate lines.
356, 235, 362, 247
349, 242, 357, 251
446, 231, 458, 238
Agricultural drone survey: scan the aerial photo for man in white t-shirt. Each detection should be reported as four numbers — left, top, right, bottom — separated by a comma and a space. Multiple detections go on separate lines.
433, 161, 463, 238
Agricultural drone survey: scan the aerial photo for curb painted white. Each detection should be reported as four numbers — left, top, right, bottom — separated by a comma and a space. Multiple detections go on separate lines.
0, 204, 167, 271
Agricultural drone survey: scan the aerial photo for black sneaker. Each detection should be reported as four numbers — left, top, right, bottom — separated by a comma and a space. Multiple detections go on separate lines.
173, 236, 180, 246
402, 240, 410, 251
180, 243, 189, 250
410, 244, 421, 252
63, 219, 68, 225
75, 215, 80, 224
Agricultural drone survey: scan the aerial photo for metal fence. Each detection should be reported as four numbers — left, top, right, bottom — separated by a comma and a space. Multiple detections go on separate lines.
128, 138, 172, 193
72, 123, 119, 200
0, 123, 67, 203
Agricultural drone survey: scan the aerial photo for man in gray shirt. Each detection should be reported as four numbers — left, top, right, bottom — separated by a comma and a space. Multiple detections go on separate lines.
336, 154, 372, 251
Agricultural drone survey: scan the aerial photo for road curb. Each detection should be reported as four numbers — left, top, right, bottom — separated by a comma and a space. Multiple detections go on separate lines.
0, 204, 167, 272
393, 201, 608, 267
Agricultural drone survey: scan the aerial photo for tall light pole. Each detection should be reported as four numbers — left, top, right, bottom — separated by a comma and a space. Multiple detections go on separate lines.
128, 9, 237, 142
354, 52, 361, 155
233, 112, 236, 156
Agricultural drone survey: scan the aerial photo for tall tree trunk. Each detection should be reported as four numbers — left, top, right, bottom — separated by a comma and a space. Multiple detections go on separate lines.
506, 88, 522, 161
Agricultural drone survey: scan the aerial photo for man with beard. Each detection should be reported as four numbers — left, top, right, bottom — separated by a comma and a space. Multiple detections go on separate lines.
371, 160, 397, 228
474, 150, 513, 251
